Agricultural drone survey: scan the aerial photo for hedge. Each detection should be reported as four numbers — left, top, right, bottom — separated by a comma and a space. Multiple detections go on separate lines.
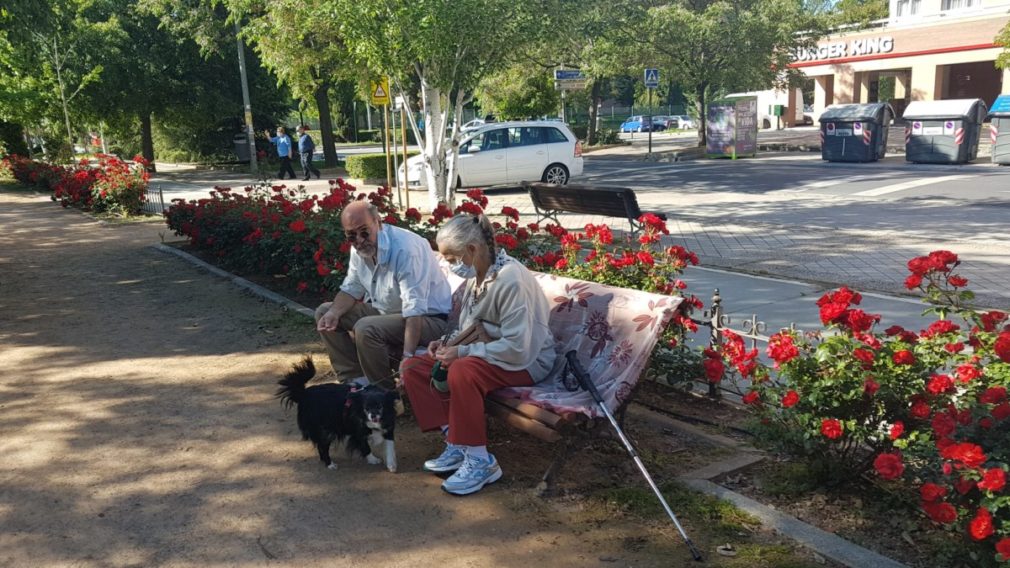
345, 151, 418, 180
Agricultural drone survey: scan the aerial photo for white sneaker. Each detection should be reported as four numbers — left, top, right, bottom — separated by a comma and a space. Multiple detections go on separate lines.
441, 454, 502, 495
423, 444, 465, 473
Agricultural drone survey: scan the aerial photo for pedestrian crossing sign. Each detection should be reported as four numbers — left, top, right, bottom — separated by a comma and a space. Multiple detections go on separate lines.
370, 77, 390, 106
644, 68, 660, 88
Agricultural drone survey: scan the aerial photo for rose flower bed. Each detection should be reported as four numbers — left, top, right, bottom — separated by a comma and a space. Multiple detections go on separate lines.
1, 153, 151, 215
709, 250, 1010, 566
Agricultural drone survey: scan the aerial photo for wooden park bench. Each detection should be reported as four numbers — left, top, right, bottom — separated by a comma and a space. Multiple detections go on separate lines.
446, 271, 683, 495
524, 181, 668, 235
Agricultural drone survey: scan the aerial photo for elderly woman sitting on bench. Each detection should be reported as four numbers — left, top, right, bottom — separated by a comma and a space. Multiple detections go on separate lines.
400, 214, 556, 495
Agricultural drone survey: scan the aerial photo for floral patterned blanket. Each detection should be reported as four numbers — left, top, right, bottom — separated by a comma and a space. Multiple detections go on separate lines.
443, 268, 681, 419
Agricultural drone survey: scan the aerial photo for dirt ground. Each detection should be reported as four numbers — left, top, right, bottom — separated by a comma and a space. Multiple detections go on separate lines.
0, 189, 822, 567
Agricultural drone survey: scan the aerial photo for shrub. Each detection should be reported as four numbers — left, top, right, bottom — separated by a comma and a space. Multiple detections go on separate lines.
3, 154, 150, 214
595, 129, 622, 146
718, 250, 1010, 562
344, 152, 418, 180
357, 129, 383, 143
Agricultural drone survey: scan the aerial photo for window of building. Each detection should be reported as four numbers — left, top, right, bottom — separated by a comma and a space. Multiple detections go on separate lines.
941, 0, 975, 10
895, 0, 920, 17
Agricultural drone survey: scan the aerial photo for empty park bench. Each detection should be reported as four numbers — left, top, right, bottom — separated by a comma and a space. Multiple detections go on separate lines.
445, 271, 682, 494
524, 181, 668, 235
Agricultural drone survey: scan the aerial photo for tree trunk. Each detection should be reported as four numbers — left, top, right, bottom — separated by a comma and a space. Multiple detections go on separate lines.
420, 76, 449, 209
313, 80, 338, 167
696, 83, 707, 148
140, 112, 156, 173
587, 79, 602, 146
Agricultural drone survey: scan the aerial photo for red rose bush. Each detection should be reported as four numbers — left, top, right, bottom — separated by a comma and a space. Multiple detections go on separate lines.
721, 250, 1010, 561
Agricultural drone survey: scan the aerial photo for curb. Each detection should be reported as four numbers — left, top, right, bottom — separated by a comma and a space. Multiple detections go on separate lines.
154, 242, 911, 568
151, 243, 315, 320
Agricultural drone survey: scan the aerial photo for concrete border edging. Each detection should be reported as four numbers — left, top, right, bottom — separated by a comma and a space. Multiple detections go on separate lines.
151, 243, 315, 320
679, 479, 908, 568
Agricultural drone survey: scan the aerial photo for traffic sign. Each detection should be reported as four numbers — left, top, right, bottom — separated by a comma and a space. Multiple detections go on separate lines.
644, 68, 660, 88
554, 69, 587, 90
370, 77, 390, 106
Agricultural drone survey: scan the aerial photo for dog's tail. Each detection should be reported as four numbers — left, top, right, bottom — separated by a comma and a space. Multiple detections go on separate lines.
276, 356, 316, 408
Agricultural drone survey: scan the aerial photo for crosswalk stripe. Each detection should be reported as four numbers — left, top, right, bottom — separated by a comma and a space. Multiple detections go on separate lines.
850, 174, 972, 197
769, 175, 869, 194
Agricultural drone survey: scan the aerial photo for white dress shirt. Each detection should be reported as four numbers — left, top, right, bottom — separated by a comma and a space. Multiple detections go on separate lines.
340, 224, 452, 318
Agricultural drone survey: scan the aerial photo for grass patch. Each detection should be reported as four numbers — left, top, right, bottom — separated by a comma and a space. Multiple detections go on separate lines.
755, 461, 822, 498
598, 482, 760, 539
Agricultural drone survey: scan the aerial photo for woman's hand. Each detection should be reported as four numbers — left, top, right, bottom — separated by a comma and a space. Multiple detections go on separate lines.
426, 339, 443, 357
434, 345, 460, 366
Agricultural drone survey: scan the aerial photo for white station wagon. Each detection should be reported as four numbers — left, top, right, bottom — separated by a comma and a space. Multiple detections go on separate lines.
399, 121, 584, 189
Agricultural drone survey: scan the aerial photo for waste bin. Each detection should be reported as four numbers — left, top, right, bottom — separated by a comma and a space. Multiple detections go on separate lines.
902, 98, 986, 164
233, 134, 250, 162
819, 103, 894, 162
989, 94, 1010, 165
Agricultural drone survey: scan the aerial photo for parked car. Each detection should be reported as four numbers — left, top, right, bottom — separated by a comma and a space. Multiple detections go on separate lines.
619, 116, 655, 133
653, 115, 681, 129
398, 121, 584, 189
802, 104, 814, 126
672, 115, 696, 129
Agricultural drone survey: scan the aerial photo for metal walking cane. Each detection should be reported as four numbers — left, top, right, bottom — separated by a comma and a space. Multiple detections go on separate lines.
565, 350, 703, 562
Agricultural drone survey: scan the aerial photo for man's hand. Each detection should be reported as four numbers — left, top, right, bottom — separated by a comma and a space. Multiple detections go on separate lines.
316, 309, 341, 332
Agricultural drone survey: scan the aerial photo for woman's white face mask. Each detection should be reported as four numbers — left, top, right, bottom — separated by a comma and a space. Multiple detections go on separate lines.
449, 249, 477, 279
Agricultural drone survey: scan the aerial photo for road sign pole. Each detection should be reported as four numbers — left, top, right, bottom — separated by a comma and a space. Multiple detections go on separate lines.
401, 106, 410, 210
648, 87, 653, 158
383, 105, 393, 190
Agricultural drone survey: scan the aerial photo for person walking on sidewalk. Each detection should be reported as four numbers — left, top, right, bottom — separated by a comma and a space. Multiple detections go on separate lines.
314, 200, 452, 389
297, 125, 321, 181
265, 126, 297, 180
400, 214, 557, 495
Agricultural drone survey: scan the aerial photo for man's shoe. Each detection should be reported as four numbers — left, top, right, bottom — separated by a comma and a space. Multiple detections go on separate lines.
423, 444, 465, 473
441, 453, 502, 495
303, 177, 310, 181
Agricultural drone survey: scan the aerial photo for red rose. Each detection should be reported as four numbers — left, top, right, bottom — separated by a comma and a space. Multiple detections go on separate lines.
889, 421, 905, 440
931, 412, 957, 438
981, 311, 1007, 332
819, 302, 847, 325
948, 275, 968, 287
920, 482, 947, 502
767, 332, 799, 366
969, 507, 994, 541
980, 387, 1007, 405
977, 468, 1006, 492
636, 251, 655, 266
927, 374, 954, 395
316, 264, 331, 276
821, 418, 843, 440
997, 538, 1010, 561
995, 332, 1010, 363
940, 442, 987, 468
893, 350, 915, 365
863, 378, 880, 396
742, 391, 761, 406
910, 400, 931, 419
994, 403, 1010, 421
853, 348, 874, 366
922, 501, 958, 524
904, 274, 923, 289
288, 219, 307, 233
923, 319, 960, 338
782, 390, 800, 408
702, 357, 725, 383
944, 342, 964, 354
955, 477, 976, 495
873, 452, 904, 480
956, 364, 981, 383
296, 281, 308, 293
554, 258, 568, 270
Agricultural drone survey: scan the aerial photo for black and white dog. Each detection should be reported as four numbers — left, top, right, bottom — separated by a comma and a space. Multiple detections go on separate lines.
276, 357, 398, 472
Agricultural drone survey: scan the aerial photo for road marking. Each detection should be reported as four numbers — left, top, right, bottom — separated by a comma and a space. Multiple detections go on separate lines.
769, 176, 869, 194
850, 174, 973, 197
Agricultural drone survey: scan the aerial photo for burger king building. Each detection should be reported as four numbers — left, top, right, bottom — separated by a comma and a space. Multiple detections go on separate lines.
792, 0, 1010, 120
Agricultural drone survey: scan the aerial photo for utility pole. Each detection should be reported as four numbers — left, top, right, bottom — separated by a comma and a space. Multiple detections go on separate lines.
235, 20, 258, 174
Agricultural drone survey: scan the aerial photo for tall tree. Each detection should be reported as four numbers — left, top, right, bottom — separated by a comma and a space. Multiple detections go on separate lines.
225, 0, 354, 167
639, 0, 820, 147
332, 0, 546, 207
475, 63, 559, 121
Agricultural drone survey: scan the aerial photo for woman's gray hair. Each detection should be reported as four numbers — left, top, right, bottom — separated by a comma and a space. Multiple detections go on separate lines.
436, 214, 497, 259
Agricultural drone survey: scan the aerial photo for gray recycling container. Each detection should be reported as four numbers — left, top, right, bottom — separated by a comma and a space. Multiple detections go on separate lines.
233, 134, 250, 161
903, 99, 987, 164
988, 94, 1010, 165
819, 103, 894, 162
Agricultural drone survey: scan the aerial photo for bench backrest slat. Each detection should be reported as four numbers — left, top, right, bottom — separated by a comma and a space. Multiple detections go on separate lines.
527, 183, 644, 220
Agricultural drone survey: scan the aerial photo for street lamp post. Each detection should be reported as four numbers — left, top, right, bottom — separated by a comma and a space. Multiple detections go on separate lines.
235, 20, 258, 174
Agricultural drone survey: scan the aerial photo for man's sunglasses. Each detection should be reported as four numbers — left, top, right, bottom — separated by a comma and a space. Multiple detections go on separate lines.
344, 228, 371, 242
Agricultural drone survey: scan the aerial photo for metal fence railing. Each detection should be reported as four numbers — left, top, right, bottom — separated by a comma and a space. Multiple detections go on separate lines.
142, 184, 166, 216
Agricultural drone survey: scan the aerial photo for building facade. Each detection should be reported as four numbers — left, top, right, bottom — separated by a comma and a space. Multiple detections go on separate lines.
791, 0, 1010, 119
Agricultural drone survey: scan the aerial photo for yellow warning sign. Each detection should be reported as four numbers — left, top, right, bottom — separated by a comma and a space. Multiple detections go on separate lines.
370, 77, 390, 106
